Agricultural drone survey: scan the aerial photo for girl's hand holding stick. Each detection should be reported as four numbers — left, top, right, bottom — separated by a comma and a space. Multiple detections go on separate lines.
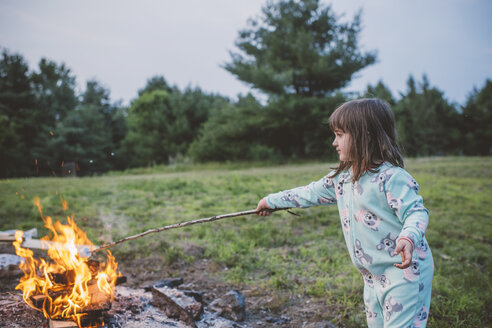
256, 198, 272, 216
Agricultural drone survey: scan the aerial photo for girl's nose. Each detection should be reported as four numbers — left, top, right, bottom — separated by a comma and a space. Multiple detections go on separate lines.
332, 138, 337, 146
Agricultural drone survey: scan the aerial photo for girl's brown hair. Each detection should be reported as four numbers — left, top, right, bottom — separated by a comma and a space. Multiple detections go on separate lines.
328, 98, 404, 181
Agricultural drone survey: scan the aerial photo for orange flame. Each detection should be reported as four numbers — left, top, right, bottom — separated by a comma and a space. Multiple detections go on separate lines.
13, 197, 120, 327
60, 195, 69, 211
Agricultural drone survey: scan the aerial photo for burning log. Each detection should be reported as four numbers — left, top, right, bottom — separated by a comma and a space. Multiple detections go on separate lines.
31, 270, 126, 312
49, 270, 76, 285
49, 320, 78, 328
12, 198, 122, 327
31, 279, 111, 313
31, 272, 127, 327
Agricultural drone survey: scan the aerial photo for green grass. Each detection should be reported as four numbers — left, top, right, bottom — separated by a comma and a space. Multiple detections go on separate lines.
1, 157, 490, 327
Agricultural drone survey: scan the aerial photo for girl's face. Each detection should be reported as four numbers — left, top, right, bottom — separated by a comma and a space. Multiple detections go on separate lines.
332, 129, 351, 161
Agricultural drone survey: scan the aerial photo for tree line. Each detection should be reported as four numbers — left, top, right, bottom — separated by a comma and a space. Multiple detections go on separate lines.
1, 0, 490, 178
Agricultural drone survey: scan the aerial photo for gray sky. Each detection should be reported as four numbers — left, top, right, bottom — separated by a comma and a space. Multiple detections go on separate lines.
1, 0, 491, 106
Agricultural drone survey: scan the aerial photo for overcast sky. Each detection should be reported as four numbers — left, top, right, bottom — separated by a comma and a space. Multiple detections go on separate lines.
1, 0, 491, 106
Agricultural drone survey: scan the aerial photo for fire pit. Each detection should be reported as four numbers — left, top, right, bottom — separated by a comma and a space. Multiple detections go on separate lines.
6, 198, 248, 328
12, 198, 121, 327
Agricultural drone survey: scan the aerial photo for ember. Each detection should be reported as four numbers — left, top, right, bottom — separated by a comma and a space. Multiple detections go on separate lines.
12, 197, 121, 327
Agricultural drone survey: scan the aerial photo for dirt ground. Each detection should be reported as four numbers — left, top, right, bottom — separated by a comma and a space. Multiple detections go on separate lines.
0, 251, 341, 328
119, 255, 340, 328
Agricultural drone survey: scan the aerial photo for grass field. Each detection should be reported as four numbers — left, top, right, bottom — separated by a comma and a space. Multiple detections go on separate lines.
1, 157, 490, 327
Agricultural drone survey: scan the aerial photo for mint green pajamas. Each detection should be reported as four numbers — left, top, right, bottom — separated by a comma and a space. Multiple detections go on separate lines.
265, 163, 433, 328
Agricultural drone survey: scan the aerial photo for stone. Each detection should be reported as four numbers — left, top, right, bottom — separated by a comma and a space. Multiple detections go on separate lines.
209, 290, 245, 322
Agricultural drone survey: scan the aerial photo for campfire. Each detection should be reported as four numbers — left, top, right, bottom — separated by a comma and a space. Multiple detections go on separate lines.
12, 197, 121, 328
4, 198, 257, 327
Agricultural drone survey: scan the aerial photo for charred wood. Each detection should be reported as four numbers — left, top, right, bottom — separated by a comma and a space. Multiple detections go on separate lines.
144, 277, 183, 291
183, 290, 203, 303
115, 275, 127, 285
151, 286, 200, 327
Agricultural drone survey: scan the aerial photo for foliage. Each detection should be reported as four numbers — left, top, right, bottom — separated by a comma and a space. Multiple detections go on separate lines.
39, 80, 125, 175
200, 0, 374, 162
460, 79, 492, 155
189, 94, 272, 161
122, 90, 174, 166
224, 0, 376, 97
167, 86, 229, 156
137, 75, 173, 96
1, 158, 490, 327
363, 80, 396, 106
0, 51, 227, 177
394, 75, 462, 157
261, 94, 346, 158
29, 59, 80, 173
189, 92, 347, 162
0, 48, 35, 177
123, 84, 228, 167
30, 58, 78, 124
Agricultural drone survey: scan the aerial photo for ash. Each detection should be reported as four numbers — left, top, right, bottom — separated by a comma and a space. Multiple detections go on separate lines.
107, 286, 244, 328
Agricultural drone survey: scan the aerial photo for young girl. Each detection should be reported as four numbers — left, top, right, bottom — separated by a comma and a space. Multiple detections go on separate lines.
256, 98, 433, 328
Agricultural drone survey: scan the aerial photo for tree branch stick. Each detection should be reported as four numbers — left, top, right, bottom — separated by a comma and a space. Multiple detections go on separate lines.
90, 208, 291, 254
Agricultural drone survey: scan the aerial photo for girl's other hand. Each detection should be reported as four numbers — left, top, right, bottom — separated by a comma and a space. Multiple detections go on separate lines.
256, 197, 272, 216
393, 238, 414, 269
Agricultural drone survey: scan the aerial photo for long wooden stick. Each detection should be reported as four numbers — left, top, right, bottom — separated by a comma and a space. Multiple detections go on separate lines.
90, 208, 291, 255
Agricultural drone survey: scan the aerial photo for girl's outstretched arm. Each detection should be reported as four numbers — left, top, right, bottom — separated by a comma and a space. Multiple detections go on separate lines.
258, 173, 338, 213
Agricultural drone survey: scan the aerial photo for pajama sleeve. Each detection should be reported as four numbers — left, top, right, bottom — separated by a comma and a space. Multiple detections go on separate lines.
265, 173, 338, 209
384, 169, 429, 246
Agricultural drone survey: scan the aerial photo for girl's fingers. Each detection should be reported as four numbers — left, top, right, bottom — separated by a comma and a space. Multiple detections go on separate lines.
399, 251, 411, 268
393, 243, 403, 256
394, 245, 412, 269
256, 198, 271, 216
394, 253, 405, 269
255, 200, 264, 214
